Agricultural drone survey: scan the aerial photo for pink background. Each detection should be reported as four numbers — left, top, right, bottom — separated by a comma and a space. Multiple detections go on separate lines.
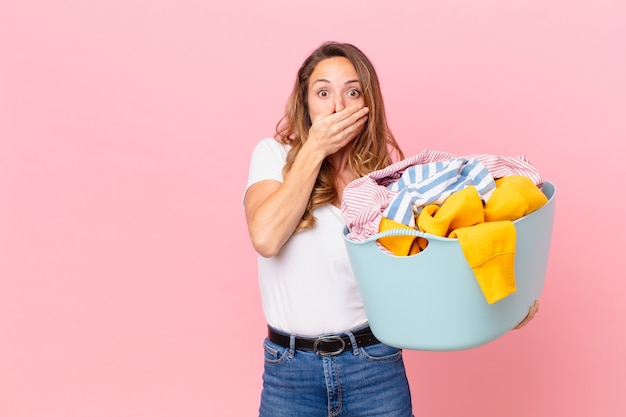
2, 1, 625, 416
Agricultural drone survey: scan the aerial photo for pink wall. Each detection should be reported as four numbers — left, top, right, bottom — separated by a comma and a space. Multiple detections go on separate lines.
2, 1, 625, 416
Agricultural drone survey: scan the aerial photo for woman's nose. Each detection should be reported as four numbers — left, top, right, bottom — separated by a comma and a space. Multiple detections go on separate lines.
334, 97, 346, 112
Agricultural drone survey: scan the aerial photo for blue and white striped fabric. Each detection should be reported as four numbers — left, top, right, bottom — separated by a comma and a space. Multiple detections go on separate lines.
383, 158, 496, 227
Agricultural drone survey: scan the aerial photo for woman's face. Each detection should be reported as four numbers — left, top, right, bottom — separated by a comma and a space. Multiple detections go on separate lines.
307, 57, 365, 122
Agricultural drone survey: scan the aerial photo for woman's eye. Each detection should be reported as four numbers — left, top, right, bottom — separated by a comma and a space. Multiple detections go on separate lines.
318, 90, 329, 98
348, 89, 361, 97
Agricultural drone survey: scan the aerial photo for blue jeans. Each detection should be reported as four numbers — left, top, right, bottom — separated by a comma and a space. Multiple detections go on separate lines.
259, 328, 414, 417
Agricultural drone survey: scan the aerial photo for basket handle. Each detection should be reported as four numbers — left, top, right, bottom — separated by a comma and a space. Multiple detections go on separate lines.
360, 228, 429, 243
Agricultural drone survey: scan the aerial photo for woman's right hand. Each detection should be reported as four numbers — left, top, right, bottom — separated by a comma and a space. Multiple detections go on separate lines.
306, 105, 369, 157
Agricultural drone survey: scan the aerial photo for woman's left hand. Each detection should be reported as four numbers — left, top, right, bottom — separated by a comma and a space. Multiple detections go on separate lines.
514, 300, 540, 329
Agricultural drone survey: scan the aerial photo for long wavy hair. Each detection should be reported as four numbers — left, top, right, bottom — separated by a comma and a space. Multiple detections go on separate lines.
276, 41, 404, 233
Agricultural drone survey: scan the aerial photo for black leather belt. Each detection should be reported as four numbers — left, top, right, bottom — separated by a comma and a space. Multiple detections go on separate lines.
268, 326, 380, 356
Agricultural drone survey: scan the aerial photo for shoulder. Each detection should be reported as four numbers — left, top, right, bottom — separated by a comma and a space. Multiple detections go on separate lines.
246, 138, 291, 189
252, 137, 290, 158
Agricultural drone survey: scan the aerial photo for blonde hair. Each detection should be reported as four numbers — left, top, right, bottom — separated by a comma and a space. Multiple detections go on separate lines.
276, 41, 404, 233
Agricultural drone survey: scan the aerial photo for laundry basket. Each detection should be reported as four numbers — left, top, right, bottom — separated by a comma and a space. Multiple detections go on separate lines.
343, 181, 556, 351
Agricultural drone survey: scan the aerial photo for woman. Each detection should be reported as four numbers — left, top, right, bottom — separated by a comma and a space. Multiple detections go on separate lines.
244, 41, 413, 417
244, 41, 537, 417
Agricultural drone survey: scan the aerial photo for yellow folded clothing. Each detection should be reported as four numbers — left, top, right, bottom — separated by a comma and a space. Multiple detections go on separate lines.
449, 222, 517, 304
484, 176, 548, 222
417, 186, 484, 236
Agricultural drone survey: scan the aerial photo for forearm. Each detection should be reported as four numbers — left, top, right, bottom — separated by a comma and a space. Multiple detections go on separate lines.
245, 144, 325, 257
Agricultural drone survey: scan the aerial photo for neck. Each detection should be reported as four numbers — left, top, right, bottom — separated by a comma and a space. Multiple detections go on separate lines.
327, 148, 350, 173
328, 149, 356, 207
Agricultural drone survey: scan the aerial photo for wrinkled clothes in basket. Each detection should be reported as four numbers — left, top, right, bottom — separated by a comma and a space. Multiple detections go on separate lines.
341, 150, 546, 304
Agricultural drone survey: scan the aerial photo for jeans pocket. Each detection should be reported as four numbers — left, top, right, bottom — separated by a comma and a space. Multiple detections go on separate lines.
360, 343, 403, 363
263, 339, 290, 365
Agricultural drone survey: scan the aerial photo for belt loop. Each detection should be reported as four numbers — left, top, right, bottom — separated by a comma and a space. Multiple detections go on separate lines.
346, 330, 360, 355
288, 334, 296, 358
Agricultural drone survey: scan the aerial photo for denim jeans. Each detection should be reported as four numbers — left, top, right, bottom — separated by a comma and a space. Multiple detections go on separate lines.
259, 328, 414, 417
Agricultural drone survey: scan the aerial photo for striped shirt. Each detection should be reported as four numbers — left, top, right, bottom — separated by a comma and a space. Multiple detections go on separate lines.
342, 149, 544, 241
